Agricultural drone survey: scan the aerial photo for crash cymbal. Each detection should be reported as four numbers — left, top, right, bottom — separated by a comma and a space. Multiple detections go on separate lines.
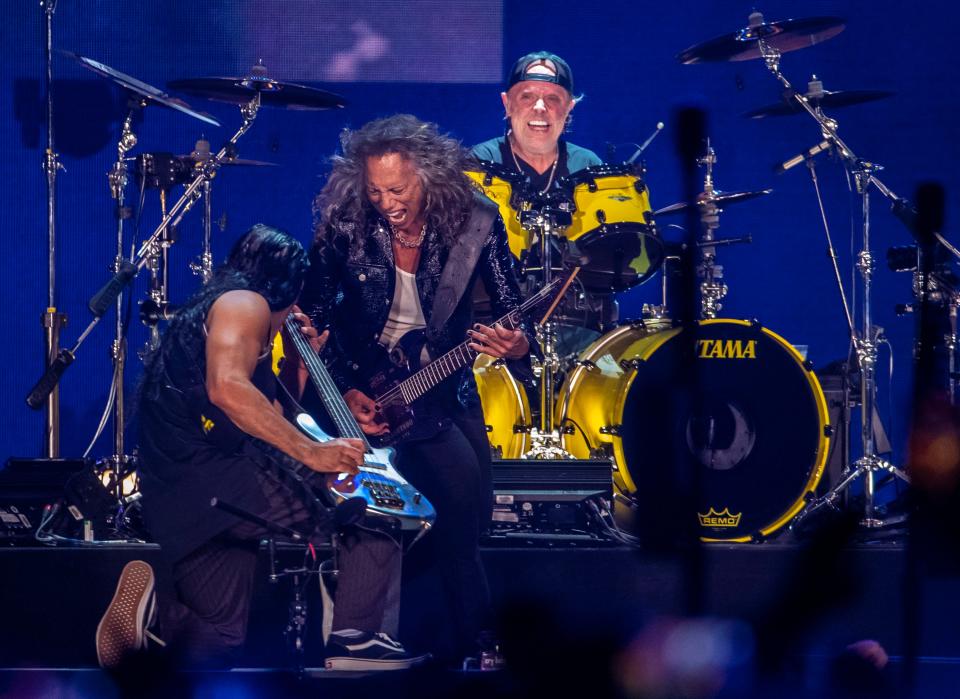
654, 189, 773, 216
677, 13, 845, 64
177, 154, 279, 168
59, 50, 220, 127
168, 63, 346, 111
744, 88, 894, 118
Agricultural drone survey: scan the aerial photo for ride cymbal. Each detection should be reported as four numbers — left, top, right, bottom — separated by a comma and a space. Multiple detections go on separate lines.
654, 189, 773, 216
168, 63, 346, 111
677, 13, 845, 64
60, 50, 220, 126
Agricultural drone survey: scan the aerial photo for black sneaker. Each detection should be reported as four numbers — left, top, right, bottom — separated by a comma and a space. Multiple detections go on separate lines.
324, 630, 429, 671
95, 560, 164, 669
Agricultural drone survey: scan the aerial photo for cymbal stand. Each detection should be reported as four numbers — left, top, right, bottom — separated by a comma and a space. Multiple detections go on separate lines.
695, 143, 728, 319
754, 22, 910, 526
40, 0, 66, 457
524, 210, 574, 459
188, 138, 215, 283
26, 93, 262, 411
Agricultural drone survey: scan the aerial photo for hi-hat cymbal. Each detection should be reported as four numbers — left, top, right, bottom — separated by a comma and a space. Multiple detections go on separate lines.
677, 13, 845, 64
654, 189, 773, 216
60, 50, 220, 127
744, 88, 894, 118
168, 63, 346, 111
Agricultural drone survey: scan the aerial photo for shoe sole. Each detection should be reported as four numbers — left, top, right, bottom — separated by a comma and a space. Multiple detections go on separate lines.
325, 656, 423, 671
95, 560, 155, 669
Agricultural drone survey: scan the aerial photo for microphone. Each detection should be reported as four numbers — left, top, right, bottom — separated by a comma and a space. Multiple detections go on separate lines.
627, 122, 665, 164
774, 140, 831, 175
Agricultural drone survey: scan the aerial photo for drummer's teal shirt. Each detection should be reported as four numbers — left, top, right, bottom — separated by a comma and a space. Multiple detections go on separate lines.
471, 137, 602, 175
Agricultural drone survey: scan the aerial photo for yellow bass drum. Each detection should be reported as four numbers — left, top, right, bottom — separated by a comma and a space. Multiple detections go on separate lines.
473, 354, 531, 459
556, 319, 830, 541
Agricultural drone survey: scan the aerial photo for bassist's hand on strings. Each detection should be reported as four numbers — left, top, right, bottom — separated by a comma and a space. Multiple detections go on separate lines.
344, 389, 390, 436
302, 438, 364, 475
467, 322, 529, 359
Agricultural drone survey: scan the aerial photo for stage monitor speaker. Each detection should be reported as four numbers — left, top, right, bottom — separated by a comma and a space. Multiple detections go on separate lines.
487, 458, 614, 543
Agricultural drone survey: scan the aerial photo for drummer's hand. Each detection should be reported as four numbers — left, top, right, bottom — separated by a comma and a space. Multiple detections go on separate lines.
344, 389, 390, 436
468, 322, 530, 359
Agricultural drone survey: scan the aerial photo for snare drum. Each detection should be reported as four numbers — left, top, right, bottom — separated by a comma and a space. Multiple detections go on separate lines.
561, 165, 664, 292
556, 319, 830, 541
473, 354, 531, 459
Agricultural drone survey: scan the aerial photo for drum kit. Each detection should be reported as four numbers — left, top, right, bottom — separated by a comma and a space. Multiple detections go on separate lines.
471, 12, 956, 542
27, 11, 956, 544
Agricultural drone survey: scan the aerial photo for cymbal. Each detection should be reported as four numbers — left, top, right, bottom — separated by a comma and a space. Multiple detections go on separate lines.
654, 189, 773, 216
744, 88, 894, 118
177, 154, 279, 168
677, 14, 845, 64
168, 64, 346, 111
59, 50, 220, 127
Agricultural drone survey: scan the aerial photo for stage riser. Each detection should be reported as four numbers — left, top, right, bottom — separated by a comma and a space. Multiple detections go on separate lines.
1, 545, 957, 668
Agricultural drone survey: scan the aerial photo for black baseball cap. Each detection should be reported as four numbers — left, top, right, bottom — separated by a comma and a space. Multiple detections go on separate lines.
506, 51, 574, 94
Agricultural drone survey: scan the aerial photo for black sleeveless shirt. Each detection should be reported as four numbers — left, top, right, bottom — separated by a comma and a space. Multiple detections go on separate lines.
137, 304, 279, 563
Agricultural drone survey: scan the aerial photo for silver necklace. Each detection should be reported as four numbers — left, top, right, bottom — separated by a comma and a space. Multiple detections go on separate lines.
510, 144, 558, 194
392, 223, 427, 248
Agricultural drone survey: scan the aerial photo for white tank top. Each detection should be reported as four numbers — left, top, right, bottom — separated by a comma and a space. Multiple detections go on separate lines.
379, 267, 427, 351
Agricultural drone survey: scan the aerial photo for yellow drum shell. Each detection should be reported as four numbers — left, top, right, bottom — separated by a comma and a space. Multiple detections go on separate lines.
556, 320, 676, 494
466, 170, 530, 259
473, 353, 530, 459
565, 174, 653, 243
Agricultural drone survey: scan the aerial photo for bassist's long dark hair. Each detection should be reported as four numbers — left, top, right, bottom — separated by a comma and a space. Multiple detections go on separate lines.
139, 224, 309, 401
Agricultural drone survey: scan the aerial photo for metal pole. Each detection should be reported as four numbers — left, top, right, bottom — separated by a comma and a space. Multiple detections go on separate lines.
41, 0, 65, 457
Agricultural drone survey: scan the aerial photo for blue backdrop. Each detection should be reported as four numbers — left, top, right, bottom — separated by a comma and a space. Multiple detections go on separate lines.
2, 1, 957, 474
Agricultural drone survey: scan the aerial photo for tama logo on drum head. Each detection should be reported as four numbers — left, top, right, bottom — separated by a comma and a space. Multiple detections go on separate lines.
697, 339, 757, 359
698, 507, 742, 528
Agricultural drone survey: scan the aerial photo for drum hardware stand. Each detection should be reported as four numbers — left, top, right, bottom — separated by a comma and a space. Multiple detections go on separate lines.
523, 208, 576, 459
26, 91, 263, 412
40, 0, 66, 458
187, 138, 216, 283
752, 23, 911, 528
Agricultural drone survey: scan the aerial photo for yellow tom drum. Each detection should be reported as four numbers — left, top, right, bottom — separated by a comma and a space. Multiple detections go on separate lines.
473, 353, 531, 459
466, 164, 531, 260
560, 165, 663, 292
556, 319, 830, 541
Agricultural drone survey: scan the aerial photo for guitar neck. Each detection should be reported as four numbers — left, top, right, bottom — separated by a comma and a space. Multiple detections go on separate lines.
283, 317, 372, 450
387, 275, 566, 405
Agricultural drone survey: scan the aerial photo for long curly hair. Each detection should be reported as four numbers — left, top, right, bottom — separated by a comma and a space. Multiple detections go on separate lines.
314, 114, 479, 250
140, 224, 309, 400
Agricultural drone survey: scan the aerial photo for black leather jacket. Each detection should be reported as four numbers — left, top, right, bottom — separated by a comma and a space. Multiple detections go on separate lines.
300, 201, 528, 405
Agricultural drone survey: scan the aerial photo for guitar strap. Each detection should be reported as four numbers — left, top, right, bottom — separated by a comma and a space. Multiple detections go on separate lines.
425, 194, 498, 345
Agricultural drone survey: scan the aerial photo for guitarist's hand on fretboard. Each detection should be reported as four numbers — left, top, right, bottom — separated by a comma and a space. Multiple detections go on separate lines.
301, 438, 364, 475
345, 389, 391, 437
467, 322, 529, 359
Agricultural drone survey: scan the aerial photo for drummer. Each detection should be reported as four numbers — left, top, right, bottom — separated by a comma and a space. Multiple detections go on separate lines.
472, 50, 601, 189
472, 51, 613, 357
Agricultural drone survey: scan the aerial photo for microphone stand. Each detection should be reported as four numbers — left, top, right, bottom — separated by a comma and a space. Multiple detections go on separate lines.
754, 25, 910, 528
25, 92, 263, 411
40, 0, 66, 457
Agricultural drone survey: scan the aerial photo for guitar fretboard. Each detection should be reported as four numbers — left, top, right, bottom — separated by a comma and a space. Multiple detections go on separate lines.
283, 316, 372, 451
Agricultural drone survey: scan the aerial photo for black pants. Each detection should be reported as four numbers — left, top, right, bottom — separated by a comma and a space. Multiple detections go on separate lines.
161, 471, 401, 668
396, 411, 493, 659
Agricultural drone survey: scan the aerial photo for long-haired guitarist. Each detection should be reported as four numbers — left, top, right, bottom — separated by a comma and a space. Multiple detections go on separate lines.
96, 225, 426, 671
300, 114, 532, 663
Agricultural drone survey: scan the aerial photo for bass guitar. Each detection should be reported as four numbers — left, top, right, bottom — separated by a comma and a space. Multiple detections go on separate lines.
283, 314, 436, 531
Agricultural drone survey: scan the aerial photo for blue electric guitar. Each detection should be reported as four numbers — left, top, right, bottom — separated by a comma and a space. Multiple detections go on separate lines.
283, 315, 435, 531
